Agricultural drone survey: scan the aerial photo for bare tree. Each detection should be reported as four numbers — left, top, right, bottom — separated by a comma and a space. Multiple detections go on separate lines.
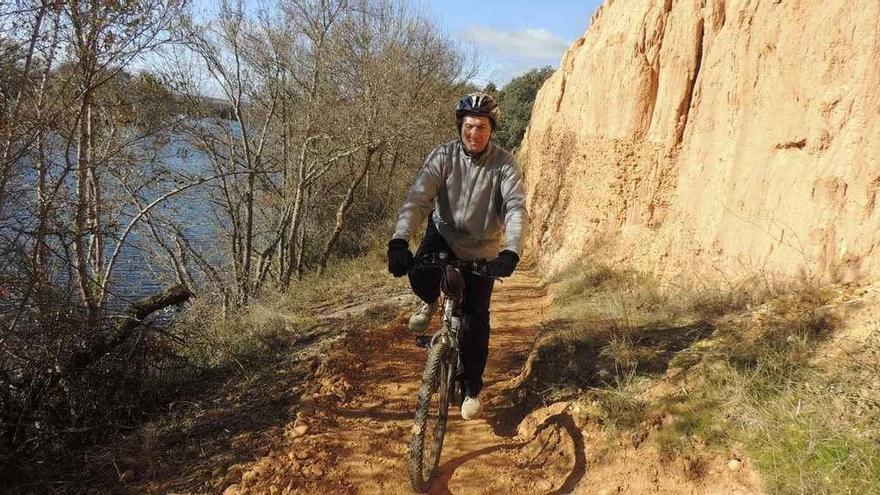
315, 0, 476, 273
0, 0, 196, 469
0, 0, 483, 478
173, 0, 363, 299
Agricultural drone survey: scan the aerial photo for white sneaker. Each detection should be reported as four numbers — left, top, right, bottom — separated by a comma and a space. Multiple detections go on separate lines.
461, 396, 482, 420
408, 301, 437, 332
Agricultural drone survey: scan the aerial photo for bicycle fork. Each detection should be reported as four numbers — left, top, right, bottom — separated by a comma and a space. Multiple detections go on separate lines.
444, 301, 466, 407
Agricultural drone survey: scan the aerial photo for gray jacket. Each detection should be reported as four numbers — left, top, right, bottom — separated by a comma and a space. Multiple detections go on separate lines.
392, 139, 530, 261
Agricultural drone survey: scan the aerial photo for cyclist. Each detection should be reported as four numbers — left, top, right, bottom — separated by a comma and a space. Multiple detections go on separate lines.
387, 91, 530, 420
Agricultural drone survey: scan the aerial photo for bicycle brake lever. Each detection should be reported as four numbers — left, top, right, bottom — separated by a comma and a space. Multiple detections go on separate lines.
469, 266, 502, 282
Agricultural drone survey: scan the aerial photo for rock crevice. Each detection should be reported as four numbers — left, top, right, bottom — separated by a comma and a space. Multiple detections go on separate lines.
676, 17, 704, 145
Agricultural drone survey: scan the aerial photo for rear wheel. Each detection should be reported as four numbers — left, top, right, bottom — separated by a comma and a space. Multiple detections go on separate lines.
409, 338, 454, 492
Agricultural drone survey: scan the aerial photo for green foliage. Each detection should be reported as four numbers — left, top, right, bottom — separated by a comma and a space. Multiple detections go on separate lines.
734, 380, 880, 494
655, 400, 726, 458
494, 66, 555, 151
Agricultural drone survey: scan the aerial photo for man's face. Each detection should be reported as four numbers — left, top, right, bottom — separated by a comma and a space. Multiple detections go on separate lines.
460, 115, 492, 155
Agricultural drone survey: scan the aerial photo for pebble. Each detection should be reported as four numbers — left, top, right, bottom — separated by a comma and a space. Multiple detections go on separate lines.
303, 465, 324, 478
727, 459, 742, 471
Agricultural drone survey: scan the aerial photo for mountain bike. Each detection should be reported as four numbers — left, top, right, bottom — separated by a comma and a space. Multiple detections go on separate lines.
407, 251, 494, 493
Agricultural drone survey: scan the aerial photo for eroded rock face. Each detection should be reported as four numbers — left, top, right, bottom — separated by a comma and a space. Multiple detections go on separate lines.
521, 0, 880, 282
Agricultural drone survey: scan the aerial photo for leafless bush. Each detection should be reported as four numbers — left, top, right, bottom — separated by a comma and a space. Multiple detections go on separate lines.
0, 0, 480, 484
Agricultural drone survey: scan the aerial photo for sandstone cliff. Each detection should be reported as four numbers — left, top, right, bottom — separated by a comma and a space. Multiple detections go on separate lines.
521, 0, 880, 283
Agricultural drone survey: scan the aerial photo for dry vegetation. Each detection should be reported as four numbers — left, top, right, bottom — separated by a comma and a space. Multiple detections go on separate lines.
117, 249, 406, 494
525, 257, 880, 493
5, 246, 404, 491
0, 0, 470, 486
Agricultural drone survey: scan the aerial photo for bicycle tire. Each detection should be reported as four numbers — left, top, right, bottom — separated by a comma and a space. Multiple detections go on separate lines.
408, 338, 454, 492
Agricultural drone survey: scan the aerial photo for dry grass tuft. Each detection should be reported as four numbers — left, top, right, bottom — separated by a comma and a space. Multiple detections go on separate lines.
174, 249, 398, 370
526, 256, 880, 491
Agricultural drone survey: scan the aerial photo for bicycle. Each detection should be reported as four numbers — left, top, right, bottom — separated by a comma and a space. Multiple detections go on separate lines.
407, 251, 496, 493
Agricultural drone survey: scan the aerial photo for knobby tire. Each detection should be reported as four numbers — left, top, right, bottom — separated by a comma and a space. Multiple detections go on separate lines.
408, 339, 453, 493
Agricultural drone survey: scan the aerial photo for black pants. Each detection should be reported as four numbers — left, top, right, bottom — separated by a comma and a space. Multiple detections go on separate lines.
409, 216, 494, 398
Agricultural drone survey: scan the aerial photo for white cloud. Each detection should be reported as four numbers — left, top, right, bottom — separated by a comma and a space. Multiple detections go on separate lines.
481, 62, 545, 88
461, 26, 570, 62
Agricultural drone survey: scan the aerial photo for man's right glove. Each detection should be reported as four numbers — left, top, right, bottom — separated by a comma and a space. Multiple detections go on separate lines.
387, 239, 413, 277
486, 250, 519, 278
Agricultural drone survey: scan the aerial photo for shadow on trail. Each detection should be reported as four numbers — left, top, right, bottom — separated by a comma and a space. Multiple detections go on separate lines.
551, 412, 588, 495
77, 322, 349, 494
431, 443, 516, 494
430, 408, 587, 494
487, 318, 715, 438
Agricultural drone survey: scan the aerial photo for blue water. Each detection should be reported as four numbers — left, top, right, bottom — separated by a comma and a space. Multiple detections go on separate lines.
105, 131, 224, 310
4, 127, 228, 314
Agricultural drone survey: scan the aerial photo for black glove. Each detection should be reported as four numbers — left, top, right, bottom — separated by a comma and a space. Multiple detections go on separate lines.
487, 250, 519, 278
387, 239, 413, 277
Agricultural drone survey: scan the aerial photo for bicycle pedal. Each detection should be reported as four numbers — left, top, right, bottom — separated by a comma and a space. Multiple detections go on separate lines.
414, 335, 432, 349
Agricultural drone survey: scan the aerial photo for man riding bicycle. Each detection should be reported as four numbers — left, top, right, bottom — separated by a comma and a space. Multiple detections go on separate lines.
387, 91, 530, 420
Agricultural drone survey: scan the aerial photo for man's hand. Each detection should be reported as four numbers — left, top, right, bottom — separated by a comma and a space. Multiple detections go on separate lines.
487, 250, 519, 278
387, 239, 413, 277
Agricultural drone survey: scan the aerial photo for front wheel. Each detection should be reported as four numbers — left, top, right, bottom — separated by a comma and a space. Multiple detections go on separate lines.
409, 338, 454, 492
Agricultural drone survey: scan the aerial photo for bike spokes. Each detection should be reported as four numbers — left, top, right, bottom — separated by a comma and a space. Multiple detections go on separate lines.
409, 342, 453, 492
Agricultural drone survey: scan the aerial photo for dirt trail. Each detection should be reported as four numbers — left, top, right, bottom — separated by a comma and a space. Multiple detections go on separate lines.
213, 270, 768, 495
219, 270, 586, 494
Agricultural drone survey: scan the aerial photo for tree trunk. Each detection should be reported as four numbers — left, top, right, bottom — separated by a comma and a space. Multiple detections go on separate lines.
63, 285, 192, 376
0, 0, 48, 219
74, 92, 98, 319
33, 130, 50, 291
241, 168, 255, 304
281, 184, 305, 288
86, 112, 103, 292
295, 213, 307, 281
256, 202, 294, 291
317, 145, 378, 275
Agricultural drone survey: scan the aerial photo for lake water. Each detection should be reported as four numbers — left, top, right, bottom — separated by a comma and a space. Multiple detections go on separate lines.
106, 132, 224, 311
5, 128, 227, 314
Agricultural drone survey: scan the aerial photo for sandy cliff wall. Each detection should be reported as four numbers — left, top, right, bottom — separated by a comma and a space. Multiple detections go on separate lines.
521, 0, 880, 282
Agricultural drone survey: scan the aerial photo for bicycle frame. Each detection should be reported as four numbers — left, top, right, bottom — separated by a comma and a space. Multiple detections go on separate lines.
408, 251, 486, 492
434, 262, 466, 402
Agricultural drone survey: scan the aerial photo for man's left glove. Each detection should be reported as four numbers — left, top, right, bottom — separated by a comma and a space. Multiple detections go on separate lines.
487, 250, 519, 278
387, 239, 413, 277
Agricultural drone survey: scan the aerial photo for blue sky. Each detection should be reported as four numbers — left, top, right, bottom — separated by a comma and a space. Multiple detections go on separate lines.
187, 0, 604, 89
419, 0, 604, 86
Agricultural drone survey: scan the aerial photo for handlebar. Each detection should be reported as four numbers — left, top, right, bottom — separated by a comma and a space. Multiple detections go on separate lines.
408, 251, 500, 281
